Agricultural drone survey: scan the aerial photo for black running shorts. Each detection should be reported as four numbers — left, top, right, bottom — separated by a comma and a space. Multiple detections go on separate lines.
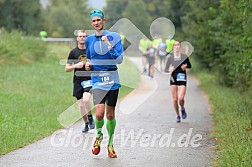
170, 75, 187, 86
73, 80, 92, 100
93, 89, 119, 106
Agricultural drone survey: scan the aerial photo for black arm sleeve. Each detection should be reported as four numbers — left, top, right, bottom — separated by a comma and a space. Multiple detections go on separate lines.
185, 57, 192, 68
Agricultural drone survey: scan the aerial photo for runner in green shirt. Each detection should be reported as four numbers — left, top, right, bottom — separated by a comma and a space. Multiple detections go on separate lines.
166, 35, 176, 53
139, 36, 151, 73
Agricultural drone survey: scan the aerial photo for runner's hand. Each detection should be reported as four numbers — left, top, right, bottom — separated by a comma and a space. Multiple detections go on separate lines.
102, 36, 111, 46
85, 61, 92, 71
75, 62, 84, 69
181, 64, 187, 71
169, 64, 175, 73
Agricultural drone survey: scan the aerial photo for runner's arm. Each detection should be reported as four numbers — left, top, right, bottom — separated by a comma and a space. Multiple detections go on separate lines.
65, 50, 76, 72
108, 34, 123, 64
185, 57, 192, 68
85, 39, 93, 71
164, 55, 172, 72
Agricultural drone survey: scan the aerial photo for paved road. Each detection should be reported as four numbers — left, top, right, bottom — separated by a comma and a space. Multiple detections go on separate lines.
0, 57, 215, 167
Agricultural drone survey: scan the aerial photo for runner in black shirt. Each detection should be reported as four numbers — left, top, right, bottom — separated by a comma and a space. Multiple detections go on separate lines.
65, 30, 95, 132
165, 41, 191, 123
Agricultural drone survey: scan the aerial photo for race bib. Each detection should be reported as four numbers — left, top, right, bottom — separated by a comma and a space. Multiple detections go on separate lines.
176, 73, 186, 82
97, 72, 115, 86
81, 80, 92, 88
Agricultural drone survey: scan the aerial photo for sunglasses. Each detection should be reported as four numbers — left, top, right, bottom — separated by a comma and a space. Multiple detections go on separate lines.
90, 10, 104, 16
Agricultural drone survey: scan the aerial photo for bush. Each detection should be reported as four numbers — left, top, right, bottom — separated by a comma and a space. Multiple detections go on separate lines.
0, 28, 47, 65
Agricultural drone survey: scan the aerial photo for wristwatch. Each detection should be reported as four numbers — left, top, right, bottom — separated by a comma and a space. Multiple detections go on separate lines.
108, 45, 113, 50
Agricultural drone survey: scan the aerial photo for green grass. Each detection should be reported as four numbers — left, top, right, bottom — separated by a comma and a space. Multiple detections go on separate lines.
0, 43, 140, 155
0, 29, 47, 65
191, 58, 252, 167
119, 57, 140, 97
0, 57, 75, 155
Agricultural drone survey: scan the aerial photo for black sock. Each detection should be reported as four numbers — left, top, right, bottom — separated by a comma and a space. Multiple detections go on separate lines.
88, 115, 93, 122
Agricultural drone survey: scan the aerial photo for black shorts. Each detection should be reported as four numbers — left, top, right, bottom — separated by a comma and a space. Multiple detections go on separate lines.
170, 76, 187, 86
147, 57, 155, 65
93, 89, 119, 106
73, 80, 92, 100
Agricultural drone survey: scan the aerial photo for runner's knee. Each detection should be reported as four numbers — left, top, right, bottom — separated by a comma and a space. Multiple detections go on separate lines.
83, 96, 90, 104
178, 96, 184, 102
95, 105, 105, 120
77, 99, 84, 107
106, 105, 115, 119
106, 111, 115, 120
173, 98, 178, 103
96, 114, 104, 120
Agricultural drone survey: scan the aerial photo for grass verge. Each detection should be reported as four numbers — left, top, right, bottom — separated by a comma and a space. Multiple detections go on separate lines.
190, 58, 252, 167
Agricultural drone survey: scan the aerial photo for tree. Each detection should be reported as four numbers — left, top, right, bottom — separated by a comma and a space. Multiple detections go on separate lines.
42, 0, 90, 37
211, 0, 252, 90
0, 0, 42, 35
181, 0, 221, 69
142, 0, 170, 20
181, 0, 252, 91
122, 0, 151, 38
103, 0, 128, 29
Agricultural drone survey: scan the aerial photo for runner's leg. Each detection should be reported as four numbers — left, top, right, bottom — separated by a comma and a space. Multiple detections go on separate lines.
171, 85, 179, 116
77, 99, 88, 123
178, 85, 186, 109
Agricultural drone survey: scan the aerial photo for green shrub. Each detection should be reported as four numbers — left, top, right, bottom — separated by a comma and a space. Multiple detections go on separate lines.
0, 28, 47, 65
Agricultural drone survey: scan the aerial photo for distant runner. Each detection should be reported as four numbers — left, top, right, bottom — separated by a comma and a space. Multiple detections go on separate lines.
165, 41, 191, 123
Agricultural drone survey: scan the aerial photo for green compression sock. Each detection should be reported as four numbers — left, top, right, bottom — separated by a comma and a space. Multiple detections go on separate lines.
94, 117, 104, 138
106, 118, 116, 146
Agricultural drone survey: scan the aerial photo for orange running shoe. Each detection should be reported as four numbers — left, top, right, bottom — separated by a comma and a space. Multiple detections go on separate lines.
107, 145, 117, 158
92, 135, 103, 155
